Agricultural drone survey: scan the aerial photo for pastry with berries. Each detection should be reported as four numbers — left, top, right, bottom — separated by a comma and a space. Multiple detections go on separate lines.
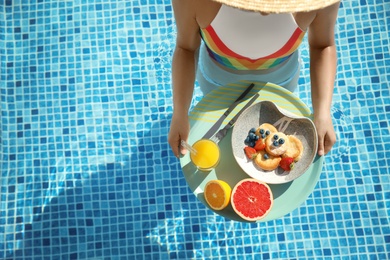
283, 135, 303, 161
254, 150, 281, 171
243, 123, 305, 173
265, 132, 290, 156
255, 123, 277, 137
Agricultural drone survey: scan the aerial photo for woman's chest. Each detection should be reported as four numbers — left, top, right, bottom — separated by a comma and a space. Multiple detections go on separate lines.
200, 6, 309, 59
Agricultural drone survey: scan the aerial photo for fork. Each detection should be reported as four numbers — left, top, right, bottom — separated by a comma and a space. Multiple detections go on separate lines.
210, 93, 259, 144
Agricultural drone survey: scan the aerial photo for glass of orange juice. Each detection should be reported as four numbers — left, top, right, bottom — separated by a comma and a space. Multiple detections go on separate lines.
189, 139, 220, 171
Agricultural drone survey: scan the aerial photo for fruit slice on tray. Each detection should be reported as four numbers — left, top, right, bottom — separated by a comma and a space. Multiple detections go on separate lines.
204, 180, 232, 211
231, 178, 273, 221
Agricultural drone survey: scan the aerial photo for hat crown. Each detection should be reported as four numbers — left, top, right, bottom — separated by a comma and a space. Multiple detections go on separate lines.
213, 0, 340, 13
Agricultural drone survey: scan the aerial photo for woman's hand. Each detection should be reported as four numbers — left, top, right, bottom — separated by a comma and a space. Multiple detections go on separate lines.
168, 110, 190, 158
313, 113, 336, 156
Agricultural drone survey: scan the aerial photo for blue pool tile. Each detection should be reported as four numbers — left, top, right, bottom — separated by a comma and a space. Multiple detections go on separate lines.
1, 0, 390, 259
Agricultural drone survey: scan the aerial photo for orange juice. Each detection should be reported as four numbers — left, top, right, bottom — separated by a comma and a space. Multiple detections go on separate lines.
190, 139, 220, 171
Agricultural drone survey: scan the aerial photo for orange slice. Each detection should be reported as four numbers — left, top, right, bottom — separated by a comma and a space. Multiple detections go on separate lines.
203, 180, 232, 211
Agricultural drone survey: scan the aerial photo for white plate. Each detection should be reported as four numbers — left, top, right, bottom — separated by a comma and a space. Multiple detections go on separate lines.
231, 100, 318, 184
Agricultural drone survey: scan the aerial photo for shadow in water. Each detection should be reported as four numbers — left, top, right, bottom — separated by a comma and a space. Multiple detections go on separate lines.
10, 113, 200, 259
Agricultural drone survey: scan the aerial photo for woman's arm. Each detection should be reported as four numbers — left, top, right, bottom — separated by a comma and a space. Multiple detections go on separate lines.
308, 2, 340, 155
169, 0, 202, 157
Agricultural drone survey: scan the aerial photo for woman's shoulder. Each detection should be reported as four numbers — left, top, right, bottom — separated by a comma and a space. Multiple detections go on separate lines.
173, 0, 221, 29
295, 2, 339, 31
195, 0, 222, 28
173, 0, 215, 11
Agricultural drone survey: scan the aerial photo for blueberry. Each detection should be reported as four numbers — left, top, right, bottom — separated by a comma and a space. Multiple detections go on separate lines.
250, 127, 256, 133
245, 136, 250, 144
273, 140, 279, 146
249, 141, 255, 147
255, 135, 259, 141
264, 154, 269, 159
259, 129, 265, 134
265, 130, 270, 136
249, 133, 256, 139
261, 134, 266, 139
279, 138, 285, 144
273, 134, 279, 140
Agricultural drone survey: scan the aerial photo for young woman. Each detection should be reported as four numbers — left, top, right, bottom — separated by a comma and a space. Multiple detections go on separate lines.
168, 0, 339, 158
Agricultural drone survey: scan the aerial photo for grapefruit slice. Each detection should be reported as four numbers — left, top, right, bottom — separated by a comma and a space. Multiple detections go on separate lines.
203, 180, 232, 211
231, 178, 273, 221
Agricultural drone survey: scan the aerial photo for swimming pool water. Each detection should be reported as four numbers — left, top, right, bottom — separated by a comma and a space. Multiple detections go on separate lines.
1, 0, 389, 259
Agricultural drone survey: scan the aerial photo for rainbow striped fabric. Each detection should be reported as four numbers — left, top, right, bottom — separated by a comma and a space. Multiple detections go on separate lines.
200, 25, 305, 70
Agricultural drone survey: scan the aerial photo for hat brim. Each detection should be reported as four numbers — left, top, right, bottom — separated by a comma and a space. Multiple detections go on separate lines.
212, 0, 340, 13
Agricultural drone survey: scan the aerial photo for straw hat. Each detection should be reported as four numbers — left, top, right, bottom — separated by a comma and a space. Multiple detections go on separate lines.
212, 0, 340, 13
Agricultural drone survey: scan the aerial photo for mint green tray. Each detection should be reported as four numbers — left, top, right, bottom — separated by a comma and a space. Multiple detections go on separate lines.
180, 81, 324, 222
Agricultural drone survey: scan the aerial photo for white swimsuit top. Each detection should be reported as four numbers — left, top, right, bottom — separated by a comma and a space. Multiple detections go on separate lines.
200, 5, 306, 70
